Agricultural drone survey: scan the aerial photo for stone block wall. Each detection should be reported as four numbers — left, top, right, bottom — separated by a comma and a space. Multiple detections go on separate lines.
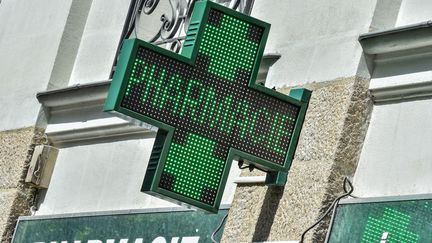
221, 76, 372, 242
0, 128, 44, 242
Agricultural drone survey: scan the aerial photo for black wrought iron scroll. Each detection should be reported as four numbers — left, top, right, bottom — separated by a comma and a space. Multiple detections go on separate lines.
133, 0, 254, 52
110, 0, 254, 77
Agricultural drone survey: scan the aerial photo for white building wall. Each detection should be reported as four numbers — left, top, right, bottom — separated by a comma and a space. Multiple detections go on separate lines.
37, 136, 241, 215
0, 0, 72, 130
353, 99, 432, 197
69, 0, 130, 85
396, 0, 432, 26
353, 0, 432, 198
38, 139, 158, 214
251, 0, 377, 87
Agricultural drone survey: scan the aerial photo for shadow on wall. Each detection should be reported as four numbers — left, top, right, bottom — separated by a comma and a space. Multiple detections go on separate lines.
251, 186, 285, 242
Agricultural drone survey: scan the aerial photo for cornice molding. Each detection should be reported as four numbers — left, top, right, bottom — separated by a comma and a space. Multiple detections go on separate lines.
37, 81, 154, 147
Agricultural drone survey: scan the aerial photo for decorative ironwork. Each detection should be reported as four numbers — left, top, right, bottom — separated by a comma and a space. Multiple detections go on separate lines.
132, 0, 255, 53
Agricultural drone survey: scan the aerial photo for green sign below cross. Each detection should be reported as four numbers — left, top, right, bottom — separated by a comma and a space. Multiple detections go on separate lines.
326, 195, 432, 242
104, 0, 311, 212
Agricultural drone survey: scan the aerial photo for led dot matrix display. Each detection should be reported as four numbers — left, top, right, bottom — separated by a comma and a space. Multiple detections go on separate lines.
104, 0, 310, 212
327, 197, 432, 242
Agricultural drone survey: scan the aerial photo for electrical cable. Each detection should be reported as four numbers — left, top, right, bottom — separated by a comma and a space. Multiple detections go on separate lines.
342, 177, 360, 198
211, 213, 229, 243
299, 177, 354, 243
237, 160, 269, 173
237, 160, 249, 170
238, 160, 253, 171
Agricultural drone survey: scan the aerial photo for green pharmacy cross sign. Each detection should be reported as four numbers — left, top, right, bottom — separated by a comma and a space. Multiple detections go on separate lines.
326, 195, 432, 242
104, 0, 310, 213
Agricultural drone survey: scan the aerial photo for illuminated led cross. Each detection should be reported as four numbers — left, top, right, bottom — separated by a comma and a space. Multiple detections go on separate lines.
104, 0, 310, 212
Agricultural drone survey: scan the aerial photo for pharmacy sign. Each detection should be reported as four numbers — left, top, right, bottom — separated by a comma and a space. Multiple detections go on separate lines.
104, 0, 310, 212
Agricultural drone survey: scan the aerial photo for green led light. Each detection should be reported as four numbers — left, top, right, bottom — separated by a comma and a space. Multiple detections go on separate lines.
198, 14, 257, 81
327, 198, 432, 242
361, 207, 420, 242
105, 0, 310, 213
162, 134, 224, 200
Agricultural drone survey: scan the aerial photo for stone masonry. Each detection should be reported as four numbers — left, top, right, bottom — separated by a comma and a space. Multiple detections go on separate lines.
0, 128, 44, 242
221, 76, 372, 242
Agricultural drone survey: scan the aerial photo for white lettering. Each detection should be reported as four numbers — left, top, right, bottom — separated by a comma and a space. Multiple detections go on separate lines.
380, 232, 389, 243
170, 237, 179, 243
152, 237, 167, 243
180, 237, 200, 243
106, 239, 130, 243
34, 236, 200, 243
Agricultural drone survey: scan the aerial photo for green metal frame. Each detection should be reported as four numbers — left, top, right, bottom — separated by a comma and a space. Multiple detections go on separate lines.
326, 194, 432, 242
104, 0, 311, 212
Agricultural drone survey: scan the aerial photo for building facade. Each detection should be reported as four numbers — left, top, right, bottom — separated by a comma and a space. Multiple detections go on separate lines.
1, 0, 432, 242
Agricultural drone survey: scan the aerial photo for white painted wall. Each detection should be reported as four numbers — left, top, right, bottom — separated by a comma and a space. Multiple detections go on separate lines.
351, 0, 432, 203
251, 0, 377, 87
37, 138, 160, 215
37, 137, 241, 215
69, 0, 130, 85
396, 0, 432, 27
0, 0, 72, 130
65, 0, 382, 88
353, 99, 432, 197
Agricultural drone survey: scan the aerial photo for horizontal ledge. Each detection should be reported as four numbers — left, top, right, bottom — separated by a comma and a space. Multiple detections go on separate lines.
339, 193, 432, 205
28, 204, 232, 220
371, 80, 432, 103
234, 176, 266, 184
359, 21, 432, 55
37, 80, 111, 108
46, 122, 155, 147
38, 80, 156, 146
